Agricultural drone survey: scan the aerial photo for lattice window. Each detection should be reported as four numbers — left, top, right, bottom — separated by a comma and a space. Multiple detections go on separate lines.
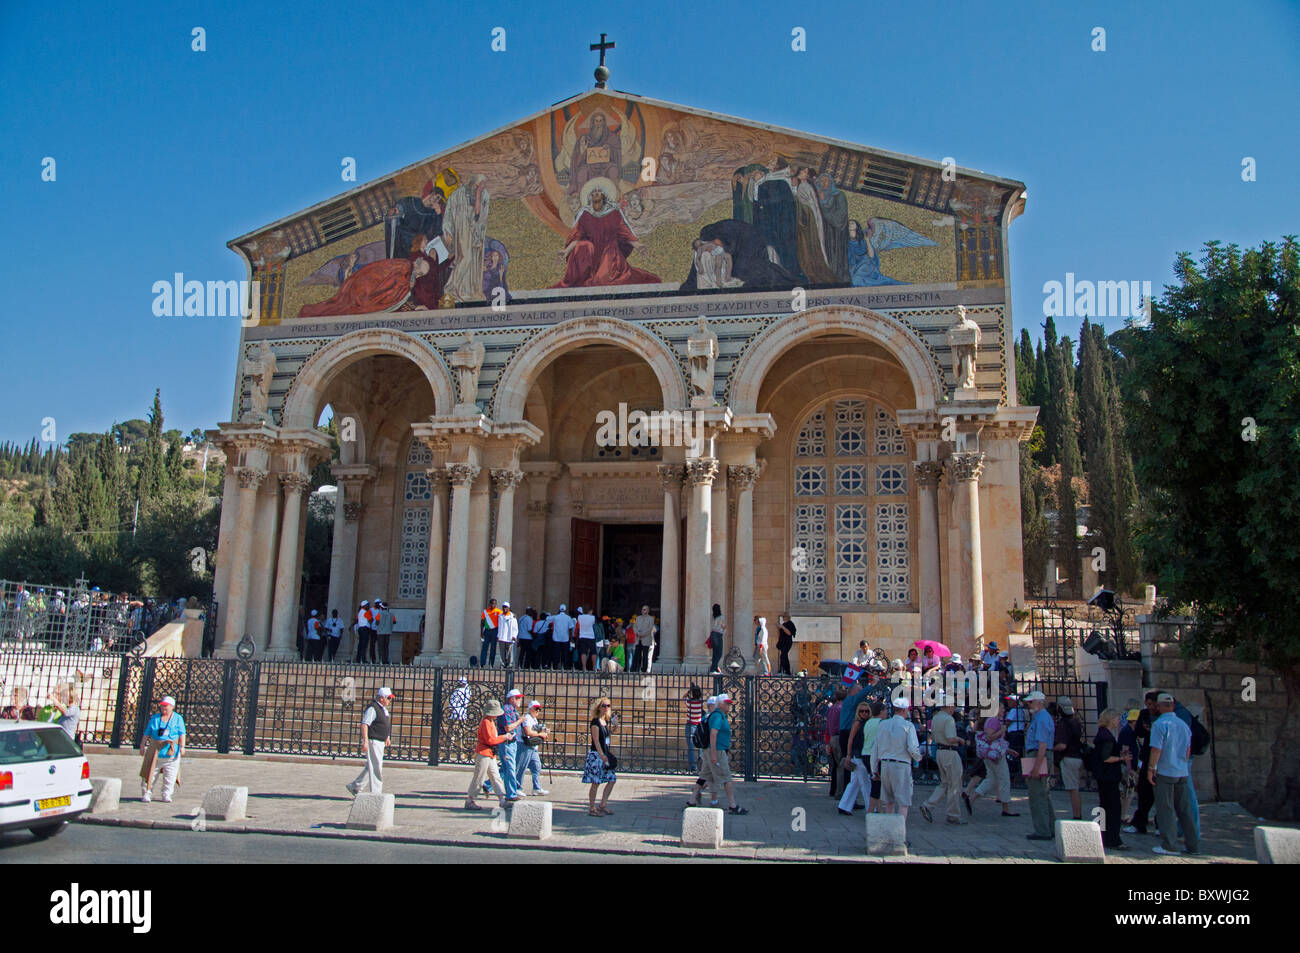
407, 441, 433, 467
875, 502, 910, 605
398, 506, 430, 601
404, 470, 431, 502
874, 407, 907, 456
875, 464, 906, 495
795, 408, 826, 457
791, 398, 913, 606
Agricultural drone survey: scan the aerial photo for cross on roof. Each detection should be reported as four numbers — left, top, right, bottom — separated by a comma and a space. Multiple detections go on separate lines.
590, 33, 615, 88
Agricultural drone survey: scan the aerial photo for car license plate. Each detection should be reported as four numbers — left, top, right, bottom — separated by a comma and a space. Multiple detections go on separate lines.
36, 795, 71, 812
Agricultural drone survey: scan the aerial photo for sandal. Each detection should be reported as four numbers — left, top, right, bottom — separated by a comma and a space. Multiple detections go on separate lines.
588, 808, 603, 816
728, 805, 749, 815
599, 806, 614, 815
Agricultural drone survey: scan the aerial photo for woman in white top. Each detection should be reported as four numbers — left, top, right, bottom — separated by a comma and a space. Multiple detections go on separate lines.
708, 604, 726, 674
753, 616, 770, 675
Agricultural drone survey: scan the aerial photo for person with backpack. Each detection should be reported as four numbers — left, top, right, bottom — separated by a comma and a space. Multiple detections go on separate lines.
1173, 697, 1209, 843
686, 695, 720, 806
702, 694, 748, 815
1052, 696, 1086, 821
1147, 692, 1200, 856
1093, 708, 1130, 851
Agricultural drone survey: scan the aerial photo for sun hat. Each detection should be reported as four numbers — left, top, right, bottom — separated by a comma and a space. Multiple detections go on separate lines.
483, 699, 504, 717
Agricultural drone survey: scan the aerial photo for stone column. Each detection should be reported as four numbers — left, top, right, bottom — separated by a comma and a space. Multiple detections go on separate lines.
657, 464, 684, 665
728, 464, 761, 660
465, 475, 491, 654
710, 468, 729, 640
947, 452, 986, 655
490, 469, 524, 604
913, 461, 945, 643
685, 458, 718, 668
219, 466, 267, 655
416, 468, 450, 662
440, 464, 479, 657
268, 471, 311, 658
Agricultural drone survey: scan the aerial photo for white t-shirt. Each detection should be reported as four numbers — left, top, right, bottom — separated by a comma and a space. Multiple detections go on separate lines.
356, 608, 371, 629
324, 617, 344, 638
551, 612, 574, 643
577, 613, 596, 639
497, 613, 519, 643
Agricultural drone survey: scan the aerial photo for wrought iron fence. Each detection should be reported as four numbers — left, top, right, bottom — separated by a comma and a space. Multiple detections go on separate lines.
0, 650, 1107, 787
1029, 591, 1078, 679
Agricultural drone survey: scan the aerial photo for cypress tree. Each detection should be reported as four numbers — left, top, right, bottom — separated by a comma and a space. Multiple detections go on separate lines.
1015, 328, 1036, 406
1077, 321, 1118, 587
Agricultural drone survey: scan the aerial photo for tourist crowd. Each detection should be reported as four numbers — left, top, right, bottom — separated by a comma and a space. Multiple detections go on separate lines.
0, 583, 190, 652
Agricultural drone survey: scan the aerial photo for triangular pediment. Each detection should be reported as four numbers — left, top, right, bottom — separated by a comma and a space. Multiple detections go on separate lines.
231, 88, 1025, 323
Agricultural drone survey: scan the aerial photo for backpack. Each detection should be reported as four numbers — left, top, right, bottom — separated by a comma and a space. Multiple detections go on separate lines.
693, 711, 716, 749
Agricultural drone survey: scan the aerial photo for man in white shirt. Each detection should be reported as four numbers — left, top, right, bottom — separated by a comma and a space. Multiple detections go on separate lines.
322, 609, 344, 661
303, 610, 323, 660
374, 599, 395, 664
870, 696, 922, 829
550, 604, 574, 670
496, 602, 519, 668
633, 606, 656, 673
575, 606, 597, 670
354, 601, 374, 663
347, 687, 394, 796
852, 641, 872, 666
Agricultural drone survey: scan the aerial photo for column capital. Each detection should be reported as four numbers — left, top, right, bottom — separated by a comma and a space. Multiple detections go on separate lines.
279, 472, 311, 496
234, 466, 268, 491
913, 460, 945, 489
490, 468, 525, 492
427, 466, 452, 488
656, 463, 685, 491
945, 451, 986, 483
727, 462, 763, 493
343, 500, 365, 522
685, 458, 719, 487
446, 463, 481, 488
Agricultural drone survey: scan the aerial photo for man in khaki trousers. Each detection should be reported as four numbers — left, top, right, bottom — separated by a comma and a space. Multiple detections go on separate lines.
919, 694, 967, 825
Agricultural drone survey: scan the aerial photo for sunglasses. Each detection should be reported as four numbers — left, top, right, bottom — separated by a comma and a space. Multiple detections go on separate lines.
599, 703, 611, 708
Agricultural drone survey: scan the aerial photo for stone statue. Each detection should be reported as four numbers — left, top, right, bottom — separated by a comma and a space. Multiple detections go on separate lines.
946, 305, 981, 396
242, 340, 277, 423
686, 315, 718, 407
450, 331, 486, 410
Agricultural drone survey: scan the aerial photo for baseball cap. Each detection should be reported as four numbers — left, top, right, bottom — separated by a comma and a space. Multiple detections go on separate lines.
1157, 692, 1174, 704
716, 693, 732, 704
507, 688, 523, 699
502, 601, 510, 609
998, 650, 1009, 657
377, 687, 393, 698
310, 609, 318, 617
1057, 696, 1075, 713
706, 695, 718, 706
559, 603, 566, 612
1023, 691, 1046, 702
161, 696, 176, 706
361, 600, 370, 606
529, 700, 542, 709
892, 696, 911, 710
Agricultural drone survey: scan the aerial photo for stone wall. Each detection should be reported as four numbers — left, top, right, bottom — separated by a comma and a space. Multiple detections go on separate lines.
1139, 615, 1288, 806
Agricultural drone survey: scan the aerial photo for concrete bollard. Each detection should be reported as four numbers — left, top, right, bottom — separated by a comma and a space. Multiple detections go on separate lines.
87, 777, 121, 814
865, 812, 908, 856
200, 785, 248, 822
681, 807, 724, 848
1254, 826, 1300, 864
507, 800, 552, 840
1055, 819, 1105, 863
346, 793, 394, 831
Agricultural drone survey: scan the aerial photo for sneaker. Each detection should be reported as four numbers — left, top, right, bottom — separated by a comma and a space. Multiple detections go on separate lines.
463, 800, 477, 810
1152, 845, 1180, 855
728, 805, 748, 815
533, 788, 549, 796
1121, 824, 1138, 834
141, 792, 152, 803
919, 805, 934, 823
710, 799, 719, 806
161, 797, 172, 803
946, 818, 967, 826
838, 808, 853, 816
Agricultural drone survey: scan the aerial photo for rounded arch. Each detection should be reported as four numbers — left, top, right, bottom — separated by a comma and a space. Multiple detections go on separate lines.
493, 316, 688, 421
729, 305, 944, 413
280, 328, 456, 430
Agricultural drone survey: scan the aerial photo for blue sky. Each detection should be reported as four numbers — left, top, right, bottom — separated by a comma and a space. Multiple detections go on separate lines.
1, 0, 1297, 445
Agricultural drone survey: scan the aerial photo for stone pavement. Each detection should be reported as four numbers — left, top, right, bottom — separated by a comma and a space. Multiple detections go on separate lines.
77, 747, 1271, 863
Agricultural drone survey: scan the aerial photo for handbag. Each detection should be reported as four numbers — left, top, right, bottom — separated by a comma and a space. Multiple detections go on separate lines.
606, 752, 619, 771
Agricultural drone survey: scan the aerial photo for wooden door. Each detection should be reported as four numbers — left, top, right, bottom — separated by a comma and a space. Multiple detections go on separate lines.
570, 518, 600, 611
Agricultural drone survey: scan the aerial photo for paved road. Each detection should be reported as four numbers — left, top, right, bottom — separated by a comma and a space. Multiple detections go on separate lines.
0, 824, 747, 864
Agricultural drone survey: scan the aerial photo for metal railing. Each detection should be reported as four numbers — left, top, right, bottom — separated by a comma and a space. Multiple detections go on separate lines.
0, 650, 1106, 787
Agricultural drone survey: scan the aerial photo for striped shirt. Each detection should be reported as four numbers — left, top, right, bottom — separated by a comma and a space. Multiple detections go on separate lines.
686, 699, 704, 725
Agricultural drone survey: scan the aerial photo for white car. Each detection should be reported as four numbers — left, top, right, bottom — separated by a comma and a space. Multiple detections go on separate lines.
0, 720, 92, 839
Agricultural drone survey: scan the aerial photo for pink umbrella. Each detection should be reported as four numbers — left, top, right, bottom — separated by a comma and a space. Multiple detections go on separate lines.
912, 639, 952, 658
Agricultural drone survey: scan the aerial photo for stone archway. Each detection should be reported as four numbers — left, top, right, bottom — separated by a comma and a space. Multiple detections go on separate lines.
280, 328, 456, 430
492, 316, 688, 421
728, 305, 945, 413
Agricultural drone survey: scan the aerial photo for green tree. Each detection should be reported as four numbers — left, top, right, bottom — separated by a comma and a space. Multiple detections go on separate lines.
1124, 237, 1300, 820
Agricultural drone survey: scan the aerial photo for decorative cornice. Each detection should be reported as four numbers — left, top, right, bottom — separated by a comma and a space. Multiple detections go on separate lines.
427, 467, 452, 488
945, 451, 986, 483
234, 466, 268, 491
490, 468, 525, 492
446, 463, 481, 488
685, 458, 720, 487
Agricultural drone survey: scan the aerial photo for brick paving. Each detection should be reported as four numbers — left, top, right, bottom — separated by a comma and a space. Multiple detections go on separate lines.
77, 747, 1275, 863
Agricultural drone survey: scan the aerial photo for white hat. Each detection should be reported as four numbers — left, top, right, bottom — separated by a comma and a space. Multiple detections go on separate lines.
161, 696, 176, 706
310, 610, 318, 616
377, 687, 393, 698
502, 601, 510, 608
716, 693, 732, 704
457, 677, 468, 685
950, 653, 962, 662
706, 695, 718, 706
559, 603, 566, 612
1023, 691, 1046, 703
507, 688, 522, 699
528, 700, 542, 709
998, 650, 1009, 657
892, 696, 911, 710
361, 600, 370, 606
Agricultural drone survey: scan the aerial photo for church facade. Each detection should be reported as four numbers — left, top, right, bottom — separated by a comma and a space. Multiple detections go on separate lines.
209, 84, 1037, 668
